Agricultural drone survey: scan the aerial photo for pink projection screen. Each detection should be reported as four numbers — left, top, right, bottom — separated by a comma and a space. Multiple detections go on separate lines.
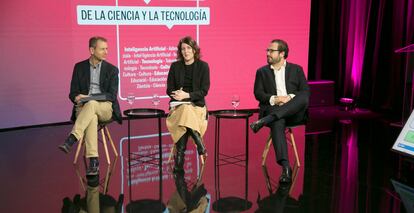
0, 0, 310, 129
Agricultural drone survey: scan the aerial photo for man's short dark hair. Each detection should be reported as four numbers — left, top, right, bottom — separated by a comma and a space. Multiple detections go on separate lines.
89, 36, 108, 48
177, 36, 201, 61
271, 39, 289, 59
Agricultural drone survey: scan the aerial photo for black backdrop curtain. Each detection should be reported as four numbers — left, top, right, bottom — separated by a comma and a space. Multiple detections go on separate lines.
308, 0, 414, 117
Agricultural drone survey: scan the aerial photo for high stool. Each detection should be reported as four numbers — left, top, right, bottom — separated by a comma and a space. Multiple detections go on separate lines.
261, 125, 301, 167
73, 122, 119, 194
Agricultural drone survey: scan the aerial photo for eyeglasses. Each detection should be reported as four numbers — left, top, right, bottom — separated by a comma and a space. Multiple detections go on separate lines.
266, 48, 281, 53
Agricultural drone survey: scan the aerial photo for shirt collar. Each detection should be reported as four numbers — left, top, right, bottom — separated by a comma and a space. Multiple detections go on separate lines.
270, 60, 287, 71
89, 59, 103, 69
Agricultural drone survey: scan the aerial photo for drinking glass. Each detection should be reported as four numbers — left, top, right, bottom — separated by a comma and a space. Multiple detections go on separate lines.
127, 93, 135, 105
152, 93, 160, 107
231, 94, 240, 115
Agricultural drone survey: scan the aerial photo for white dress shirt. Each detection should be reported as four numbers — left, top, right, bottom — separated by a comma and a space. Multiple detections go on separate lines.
269, 61, 295, 106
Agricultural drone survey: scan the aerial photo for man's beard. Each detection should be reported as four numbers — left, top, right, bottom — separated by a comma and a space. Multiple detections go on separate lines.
267, 56, 280, 64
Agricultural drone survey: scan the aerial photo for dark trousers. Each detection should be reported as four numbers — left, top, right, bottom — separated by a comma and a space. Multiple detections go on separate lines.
261, 95, 308, 165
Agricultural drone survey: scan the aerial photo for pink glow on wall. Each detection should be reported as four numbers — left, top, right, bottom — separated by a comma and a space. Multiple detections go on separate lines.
343, 0, 370, 98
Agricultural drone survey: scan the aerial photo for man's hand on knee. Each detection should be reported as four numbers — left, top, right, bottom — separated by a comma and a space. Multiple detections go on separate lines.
75, 94, 90, 104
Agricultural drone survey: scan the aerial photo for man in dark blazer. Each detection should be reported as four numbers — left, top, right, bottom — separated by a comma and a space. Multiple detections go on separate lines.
250, 39, 309, 183
58, 36, 122, 175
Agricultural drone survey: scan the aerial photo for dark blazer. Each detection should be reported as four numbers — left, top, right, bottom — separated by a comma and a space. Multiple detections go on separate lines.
253, 62, 310, 118
166, 60, 210, 107
69, 59, 122, 124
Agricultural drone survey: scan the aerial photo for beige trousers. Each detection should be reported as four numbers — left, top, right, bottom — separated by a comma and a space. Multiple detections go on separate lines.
166, 104, 208, 143
71, 100, 113, 158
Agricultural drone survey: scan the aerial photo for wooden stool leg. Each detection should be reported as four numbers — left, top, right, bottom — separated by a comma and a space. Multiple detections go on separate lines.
262, 134, 273, 166
289, 130, 301, 168
197, 141, 207, 181
197, 158, 206, 184
102, 126, 118, 194
101, 128, 110, 194
103, 164, 111, 194
105, 126, 118, 157
73, 137, 86, 191
167, 145, 175, 173
73, 138, 83, 164
101, 128, 110, 165
74, 166, 86, 191
289, 166, 300, 194
168, 145, 175, 163
200, 153, 206, 166
105, 126, 119, 175
261, 165, 273, 194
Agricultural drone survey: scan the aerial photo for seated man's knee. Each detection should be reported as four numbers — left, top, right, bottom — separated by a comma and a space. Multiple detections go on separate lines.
294, 95, 309, 107
90, 114, 98, 124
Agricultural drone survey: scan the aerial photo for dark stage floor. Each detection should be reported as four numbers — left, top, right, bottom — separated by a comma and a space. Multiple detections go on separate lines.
1, 106, 413, 213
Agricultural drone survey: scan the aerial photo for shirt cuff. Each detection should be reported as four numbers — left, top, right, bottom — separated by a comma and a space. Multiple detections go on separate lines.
269, 95, 277, 106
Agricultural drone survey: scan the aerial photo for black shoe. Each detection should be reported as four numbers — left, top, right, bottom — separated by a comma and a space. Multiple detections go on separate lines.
86, 158, 99, 176
58, 143, 71, 154
250, 119, 265, 133
279, 166, 292, 184
58, 134, 78, 154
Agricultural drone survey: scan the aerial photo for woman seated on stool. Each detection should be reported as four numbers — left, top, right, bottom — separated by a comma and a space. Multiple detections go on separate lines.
166, 36, 210, 173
